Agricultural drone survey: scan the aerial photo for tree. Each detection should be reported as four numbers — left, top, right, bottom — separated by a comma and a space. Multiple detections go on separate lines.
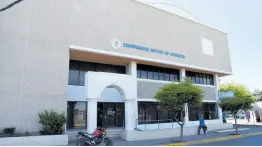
154, 78, 204, 142
220, 82, 251, 98
219, 96, 255, 134
219, 83, 255, 134
254, 89, 262, 101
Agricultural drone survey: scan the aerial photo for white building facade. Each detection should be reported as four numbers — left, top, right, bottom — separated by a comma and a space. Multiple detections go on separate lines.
0, 0, 232, 141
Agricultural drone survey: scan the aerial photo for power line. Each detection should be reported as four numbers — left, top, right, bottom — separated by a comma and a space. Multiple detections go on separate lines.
0, 0, 24, 12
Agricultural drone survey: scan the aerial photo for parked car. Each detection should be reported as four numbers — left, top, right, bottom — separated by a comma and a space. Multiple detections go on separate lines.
236, 111, 246, 119
226, 111, 245, 119
226, 113, 233, 119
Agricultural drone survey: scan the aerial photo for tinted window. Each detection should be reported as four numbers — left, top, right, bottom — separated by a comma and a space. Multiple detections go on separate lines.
136, 64, 180, 82
68, 61, 79, 85
68, 60, 126, 86
138, 102, 182, 124
159, 68, 165, 81
186, 71, 214, 85
153, 68, 159, 80
141, 65, 147, 79
147, 66, 154, 80
188, 103, 217, 121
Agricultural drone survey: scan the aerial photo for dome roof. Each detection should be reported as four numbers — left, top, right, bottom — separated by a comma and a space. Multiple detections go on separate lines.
149, 2, 200, 23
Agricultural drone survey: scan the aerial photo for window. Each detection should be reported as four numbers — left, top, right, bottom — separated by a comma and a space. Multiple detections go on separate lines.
153, 68, 159, 80
137, 64, 179, 82
137, 69, 141, 78
138, 102, 182, 124
141, 65, 147, 79
188, 103, 217, 121
138, 102, 158, 124
67, 101, 87, 129
206, 75, 210, 85
147, 66, 154, 80
79, 62, 96, 86
159, 68, 165, 81
186, 71, 214, 85
165, 69, 171, 81
196, 73, 200, 84
68, 60, 126, 86
68, 61, 79, 85
199, 74, 203, 84
203, 74, 207, 84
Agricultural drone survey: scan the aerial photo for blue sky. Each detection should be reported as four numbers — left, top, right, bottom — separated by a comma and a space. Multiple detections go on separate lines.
145, 0, 262, 91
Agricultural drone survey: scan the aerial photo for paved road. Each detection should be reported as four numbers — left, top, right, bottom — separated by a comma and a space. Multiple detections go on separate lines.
194, 134, 262, 146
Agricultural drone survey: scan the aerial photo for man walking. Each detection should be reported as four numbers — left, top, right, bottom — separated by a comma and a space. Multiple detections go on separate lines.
223, 113, 227, 123
197, 115, 206, 135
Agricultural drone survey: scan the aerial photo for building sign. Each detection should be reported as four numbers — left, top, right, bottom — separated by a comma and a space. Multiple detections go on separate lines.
123, 42, 185, 59
110, 38, 122, 49
110, 38, 185, 59
219, 90, 234, 99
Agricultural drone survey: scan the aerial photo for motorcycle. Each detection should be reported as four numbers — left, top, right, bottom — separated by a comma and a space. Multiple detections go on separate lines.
76, 127, 113, 146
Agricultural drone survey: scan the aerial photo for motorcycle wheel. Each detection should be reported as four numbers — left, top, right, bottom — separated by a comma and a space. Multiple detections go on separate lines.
77, 138, 93, 146
105, 138, 113, 146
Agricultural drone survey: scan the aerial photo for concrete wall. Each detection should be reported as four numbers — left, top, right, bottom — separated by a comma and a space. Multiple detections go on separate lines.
137, 80, 216, 101
86, 72, 137, 100
67, 85, 124, 102
0, 0, 70, 132
70, 0, 232, 73
0, 135, 68, 146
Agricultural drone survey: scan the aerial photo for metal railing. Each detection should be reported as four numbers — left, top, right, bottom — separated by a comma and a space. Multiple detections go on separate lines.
136, 119, 174, 130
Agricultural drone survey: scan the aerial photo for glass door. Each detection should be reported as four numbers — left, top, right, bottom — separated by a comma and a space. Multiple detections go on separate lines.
97, 102, 124, 128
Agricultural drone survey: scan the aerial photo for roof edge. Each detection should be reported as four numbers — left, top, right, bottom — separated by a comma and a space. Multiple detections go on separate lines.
132, 0, 227, 35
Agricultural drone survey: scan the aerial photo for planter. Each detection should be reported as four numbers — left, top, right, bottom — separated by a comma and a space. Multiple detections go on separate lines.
0, 134, 68, 146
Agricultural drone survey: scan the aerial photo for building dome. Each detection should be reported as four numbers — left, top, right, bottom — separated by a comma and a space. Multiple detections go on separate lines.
149, 2, 200, 23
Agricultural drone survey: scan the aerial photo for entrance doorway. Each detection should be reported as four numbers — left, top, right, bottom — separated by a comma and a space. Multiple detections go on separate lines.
97, 102, 125, 128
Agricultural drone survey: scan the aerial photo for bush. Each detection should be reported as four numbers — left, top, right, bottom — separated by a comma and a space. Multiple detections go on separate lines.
3, 127, 16, 135
38, 109, 67, 135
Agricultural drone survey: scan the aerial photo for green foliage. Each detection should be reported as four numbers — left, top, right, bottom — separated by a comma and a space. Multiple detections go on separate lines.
219, 96, 255, 114
38, 109, 67, 135
154, 78, 204, 112
220, 82, 255, 114
3, 127, 16, 135
220, 83, 251, 98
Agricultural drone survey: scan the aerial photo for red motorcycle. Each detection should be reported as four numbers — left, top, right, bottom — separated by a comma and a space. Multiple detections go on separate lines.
76, 127, 113, 146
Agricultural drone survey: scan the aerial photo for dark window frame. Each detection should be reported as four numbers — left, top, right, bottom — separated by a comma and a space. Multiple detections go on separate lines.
137, 64, 180, 82
186, 71, 214, 86
68, 60, 126, 86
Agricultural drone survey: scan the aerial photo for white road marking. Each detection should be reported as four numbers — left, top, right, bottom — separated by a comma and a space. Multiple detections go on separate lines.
213, 128, 249, 133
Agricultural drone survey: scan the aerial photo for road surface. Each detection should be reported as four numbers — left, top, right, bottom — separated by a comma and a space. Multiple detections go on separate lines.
194, 134, 262, 146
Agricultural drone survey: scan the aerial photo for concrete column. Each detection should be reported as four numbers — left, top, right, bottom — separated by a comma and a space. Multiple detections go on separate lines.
127, 61, 137, 78
87, 99, 98, 133
214, 74, 222, 121
179, 69, 186, 82
125, 99, 136, 131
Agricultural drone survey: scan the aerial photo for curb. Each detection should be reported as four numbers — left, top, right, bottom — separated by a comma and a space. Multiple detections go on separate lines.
161, 132, 262, 146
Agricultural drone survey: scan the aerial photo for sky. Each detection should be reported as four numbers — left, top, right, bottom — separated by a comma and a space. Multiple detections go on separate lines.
143, 0, 262, 92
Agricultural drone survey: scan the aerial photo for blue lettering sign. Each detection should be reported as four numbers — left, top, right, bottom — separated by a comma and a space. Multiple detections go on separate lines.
122, 42, 185, 59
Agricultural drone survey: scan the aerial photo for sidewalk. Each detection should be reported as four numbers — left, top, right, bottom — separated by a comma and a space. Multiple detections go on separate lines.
68, 127, 262, 146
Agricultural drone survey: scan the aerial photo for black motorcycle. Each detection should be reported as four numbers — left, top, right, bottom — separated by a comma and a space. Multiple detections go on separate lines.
76, 128, 113, 146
